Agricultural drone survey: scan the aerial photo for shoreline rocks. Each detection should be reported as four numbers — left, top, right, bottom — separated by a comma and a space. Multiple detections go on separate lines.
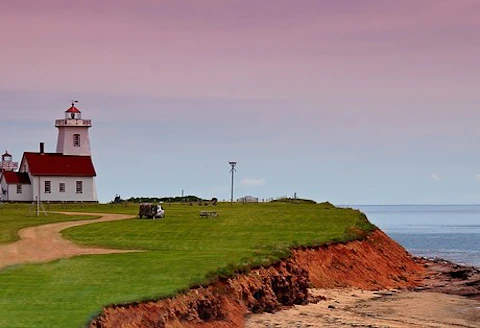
414, 257, 480, 299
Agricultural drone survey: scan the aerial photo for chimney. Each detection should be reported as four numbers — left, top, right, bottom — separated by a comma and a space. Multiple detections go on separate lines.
40, 142, 44, 154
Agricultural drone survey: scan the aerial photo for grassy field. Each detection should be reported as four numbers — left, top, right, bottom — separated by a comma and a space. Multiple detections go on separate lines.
0, 202, 373, 327
0, 203, 99, 244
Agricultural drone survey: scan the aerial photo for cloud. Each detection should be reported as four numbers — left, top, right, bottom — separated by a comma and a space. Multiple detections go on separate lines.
240, 178, 265, 186
431, 173, 441, 181
475, 174, 480, 183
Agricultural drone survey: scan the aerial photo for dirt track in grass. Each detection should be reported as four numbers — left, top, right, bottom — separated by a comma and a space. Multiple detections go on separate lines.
0, 212, 135, 271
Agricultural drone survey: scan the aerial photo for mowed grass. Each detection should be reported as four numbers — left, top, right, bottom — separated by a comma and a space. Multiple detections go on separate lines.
0, 202, 372, 327
0, 203, 99, 244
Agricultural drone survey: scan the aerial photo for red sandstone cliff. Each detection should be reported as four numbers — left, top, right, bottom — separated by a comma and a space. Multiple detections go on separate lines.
90, 229, 425, 328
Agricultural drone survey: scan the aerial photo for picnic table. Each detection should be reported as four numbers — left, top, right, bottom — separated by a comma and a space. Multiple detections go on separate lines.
200, 211, 218, 218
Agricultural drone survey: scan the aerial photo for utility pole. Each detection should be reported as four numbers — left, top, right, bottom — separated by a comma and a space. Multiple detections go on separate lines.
229, 161, 237, 203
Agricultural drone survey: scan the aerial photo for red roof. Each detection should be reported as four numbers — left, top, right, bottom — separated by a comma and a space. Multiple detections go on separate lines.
2, 171, 31, 184
23, 152, 96, 177
65, 105, 81, 114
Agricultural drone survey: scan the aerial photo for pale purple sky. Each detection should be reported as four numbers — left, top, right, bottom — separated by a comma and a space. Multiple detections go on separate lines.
1, 0, 480, 204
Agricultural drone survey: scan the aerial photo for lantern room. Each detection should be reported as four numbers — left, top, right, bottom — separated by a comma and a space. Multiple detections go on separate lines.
65, 102, 82, 120
2, 151, 12, 163
1, 151, 18, 171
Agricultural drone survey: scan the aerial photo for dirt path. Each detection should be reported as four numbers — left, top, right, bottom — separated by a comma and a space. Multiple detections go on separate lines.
246, 288, 480, 328
0, 212, 135, 271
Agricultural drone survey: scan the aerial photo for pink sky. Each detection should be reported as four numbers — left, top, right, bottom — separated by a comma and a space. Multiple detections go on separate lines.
1, 0, 480, 203
2, 0, 479, 99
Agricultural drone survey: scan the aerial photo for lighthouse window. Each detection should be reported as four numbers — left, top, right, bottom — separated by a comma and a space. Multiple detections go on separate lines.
73, 134, 81, 147
17, 184, 22, 194
45, 181, 51, 193
76, 181, 83, 194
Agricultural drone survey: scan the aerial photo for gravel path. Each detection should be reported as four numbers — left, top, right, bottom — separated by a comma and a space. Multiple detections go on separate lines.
0, 212, 135, 271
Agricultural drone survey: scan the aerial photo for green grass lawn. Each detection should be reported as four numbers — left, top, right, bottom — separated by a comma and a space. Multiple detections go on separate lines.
0, 202, 373, 327
0, 203, 99, 245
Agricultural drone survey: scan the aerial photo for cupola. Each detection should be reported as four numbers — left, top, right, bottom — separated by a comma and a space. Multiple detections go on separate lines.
1, 151, 18, 171
65, 101, 82, 120
2, 151, 12, 163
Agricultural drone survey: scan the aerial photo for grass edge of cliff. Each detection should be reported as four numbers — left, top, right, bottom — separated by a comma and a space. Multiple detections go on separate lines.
0, 201, 402, 328
88, 203, 426, 328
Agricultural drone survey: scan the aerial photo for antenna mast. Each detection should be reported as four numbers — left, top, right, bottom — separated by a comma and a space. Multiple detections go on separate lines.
229, 161, 237, 203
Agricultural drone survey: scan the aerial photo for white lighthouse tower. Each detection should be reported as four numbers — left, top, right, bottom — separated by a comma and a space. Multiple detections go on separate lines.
55, 101, 92, 156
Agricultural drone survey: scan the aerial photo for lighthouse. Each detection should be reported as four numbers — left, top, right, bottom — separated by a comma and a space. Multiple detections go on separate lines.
55, 101, 92, 156
1, 101, 98, 203
1, 151, 18, 172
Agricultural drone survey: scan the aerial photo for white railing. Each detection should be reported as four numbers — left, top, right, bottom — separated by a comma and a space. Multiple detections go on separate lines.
55, 119, 92, 127
0, 162, 18, 170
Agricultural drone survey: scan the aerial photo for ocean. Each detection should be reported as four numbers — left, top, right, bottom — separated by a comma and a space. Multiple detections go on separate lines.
352, 205, 480, 268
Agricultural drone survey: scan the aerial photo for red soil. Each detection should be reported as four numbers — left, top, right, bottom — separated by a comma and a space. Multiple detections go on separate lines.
90, 229, 425, 327
292, 229, 424, 289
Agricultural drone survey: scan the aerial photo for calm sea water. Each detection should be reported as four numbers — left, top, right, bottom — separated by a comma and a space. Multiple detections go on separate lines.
351, 205, 480, 268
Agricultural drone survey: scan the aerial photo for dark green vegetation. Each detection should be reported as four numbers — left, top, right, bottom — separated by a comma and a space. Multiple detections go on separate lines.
271, 197, 318, 204
124, 195, 206, 203
0, 202, 374, 327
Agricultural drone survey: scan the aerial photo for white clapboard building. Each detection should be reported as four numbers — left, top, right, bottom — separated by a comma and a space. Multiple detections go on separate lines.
0, 103, 98, 202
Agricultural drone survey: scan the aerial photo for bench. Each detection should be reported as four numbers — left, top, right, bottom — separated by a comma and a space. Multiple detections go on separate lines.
200, 211, 218, 218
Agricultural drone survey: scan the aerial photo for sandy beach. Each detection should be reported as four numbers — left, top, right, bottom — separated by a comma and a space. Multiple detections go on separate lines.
246, 259, 480, 328
246, 288, 480, 327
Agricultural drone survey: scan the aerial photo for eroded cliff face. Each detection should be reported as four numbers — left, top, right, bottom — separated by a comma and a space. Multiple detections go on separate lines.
89, 229, 424, 328
292, 229, 424, 290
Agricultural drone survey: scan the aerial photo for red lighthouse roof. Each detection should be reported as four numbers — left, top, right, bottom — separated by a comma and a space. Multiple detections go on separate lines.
65, 105, 81, 114
22, 152, 96, 177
